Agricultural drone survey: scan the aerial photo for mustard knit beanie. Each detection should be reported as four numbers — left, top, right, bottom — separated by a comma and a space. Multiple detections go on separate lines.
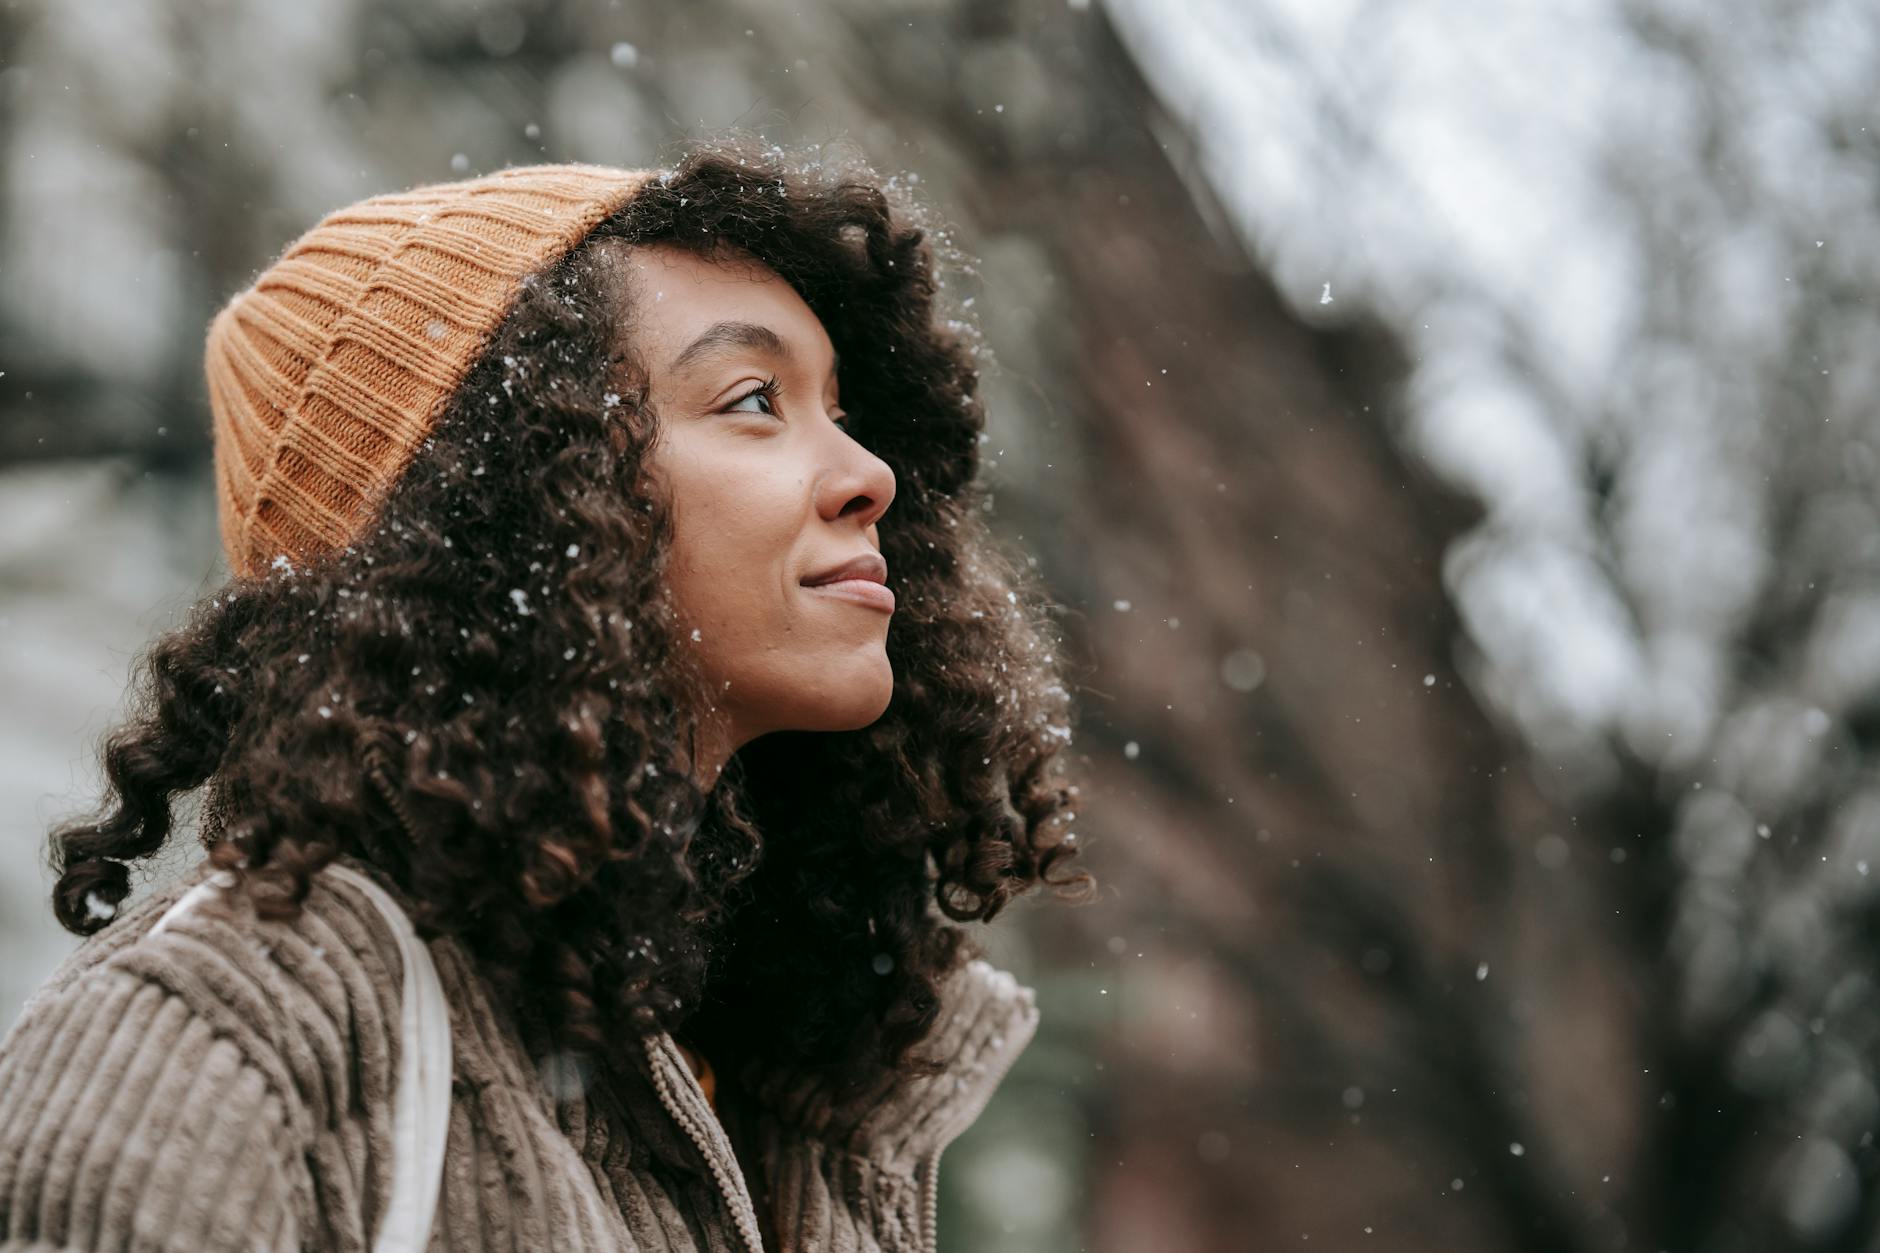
203, 162, 658, 580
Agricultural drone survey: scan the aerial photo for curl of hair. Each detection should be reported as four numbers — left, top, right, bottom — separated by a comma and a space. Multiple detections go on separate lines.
48, 131, 1096, 1085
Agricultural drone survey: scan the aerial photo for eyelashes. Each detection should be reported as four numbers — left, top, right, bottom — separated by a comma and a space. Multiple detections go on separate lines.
725, 374, 852, 433
726, 374, 784, 416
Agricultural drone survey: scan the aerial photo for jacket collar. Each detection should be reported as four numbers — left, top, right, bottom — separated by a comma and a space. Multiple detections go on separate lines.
331, 856, 1041, 1224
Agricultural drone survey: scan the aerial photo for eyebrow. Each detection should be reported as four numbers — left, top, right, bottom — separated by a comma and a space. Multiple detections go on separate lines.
665, 319, 841, 384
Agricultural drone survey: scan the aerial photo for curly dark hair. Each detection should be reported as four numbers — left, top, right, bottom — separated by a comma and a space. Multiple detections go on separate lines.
46, 132, 1095, 1088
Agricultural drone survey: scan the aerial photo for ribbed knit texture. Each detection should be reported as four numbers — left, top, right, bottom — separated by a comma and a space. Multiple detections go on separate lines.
0, 859, 1041, 1252
204, 163, 657, 580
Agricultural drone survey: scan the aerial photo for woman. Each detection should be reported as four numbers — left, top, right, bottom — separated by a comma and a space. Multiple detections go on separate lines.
0, 135, 1092, 1252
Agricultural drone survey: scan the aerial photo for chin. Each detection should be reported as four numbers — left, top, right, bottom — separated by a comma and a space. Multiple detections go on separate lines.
804, 663, 896, 730
823, 684, 896, 730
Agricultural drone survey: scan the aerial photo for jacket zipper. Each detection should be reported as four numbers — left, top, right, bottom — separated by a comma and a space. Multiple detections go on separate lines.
641, 1034, 768, 1253
919, 1145, 945, 1253
915, 1014, 1033, 1253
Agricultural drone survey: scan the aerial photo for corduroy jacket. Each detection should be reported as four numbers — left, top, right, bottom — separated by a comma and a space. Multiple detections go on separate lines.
0, 856, 1041, 1252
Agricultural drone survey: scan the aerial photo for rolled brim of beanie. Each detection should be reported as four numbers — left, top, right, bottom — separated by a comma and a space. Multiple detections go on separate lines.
204, 163, 659, 579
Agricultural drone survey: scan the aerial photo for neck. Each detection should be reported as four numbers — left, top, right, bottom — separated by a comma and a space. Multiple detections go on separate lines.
689, 709, 740, 791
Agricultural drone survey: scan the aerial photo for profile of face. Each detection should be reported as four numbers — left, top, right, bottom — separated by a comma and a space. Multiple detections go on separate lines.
616, 242, 899, 783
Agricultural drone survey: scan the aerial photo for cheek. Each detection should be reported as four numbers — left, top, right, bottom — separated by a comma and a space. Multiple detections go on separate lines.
662, 450, 803, 621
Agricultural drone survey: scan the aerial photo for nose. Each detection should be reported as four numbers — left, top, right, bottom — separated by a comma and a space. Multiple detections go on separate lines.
819, 430, 895, 533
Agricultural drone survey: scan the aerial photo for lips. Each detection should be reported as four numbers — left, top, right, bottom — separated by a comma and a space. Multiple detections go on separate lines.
801, 550, 894, 613
801, 551, 889, 588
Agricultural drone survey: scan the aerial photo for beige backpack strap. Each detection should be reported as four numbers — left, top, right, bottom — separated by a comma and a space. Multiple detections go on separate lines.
151, 863, 454, 1253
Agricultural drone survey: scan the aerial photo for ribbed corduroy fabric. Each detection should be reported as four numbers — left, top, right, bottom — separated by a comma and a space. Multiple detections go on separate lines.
204, 163, 657, 581
0, 859, 1041, 1252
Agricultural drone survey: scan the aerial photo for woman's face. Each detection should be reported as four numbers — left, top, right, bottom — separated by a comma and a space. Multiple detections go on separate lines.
619, 242, 898, 782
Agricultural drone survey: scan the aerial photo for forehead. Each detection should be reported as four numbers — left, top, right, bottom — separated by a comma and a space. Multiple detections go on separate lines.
615, 242, 833, 374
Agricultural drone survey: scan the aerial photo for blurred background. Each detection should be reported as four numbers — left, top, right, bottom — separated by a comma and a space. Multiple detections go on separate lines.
4, 0, 1879, 1248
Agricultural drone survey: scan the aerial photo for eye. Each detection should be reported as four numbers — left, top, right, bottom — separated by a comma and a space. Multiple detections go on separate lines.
726, 376, 782, 416
726, 376, 856, 435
